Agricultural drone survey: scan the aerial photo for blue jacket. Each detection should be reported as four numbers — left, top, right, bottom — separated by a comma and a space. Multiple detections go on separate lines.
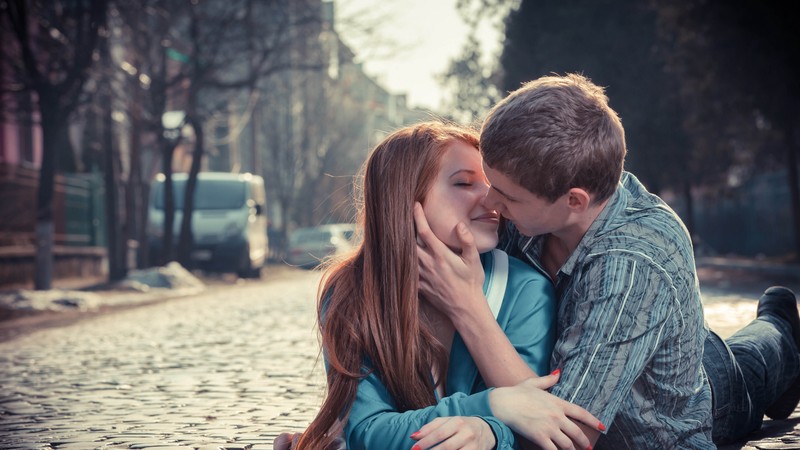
342, 250, 556, 450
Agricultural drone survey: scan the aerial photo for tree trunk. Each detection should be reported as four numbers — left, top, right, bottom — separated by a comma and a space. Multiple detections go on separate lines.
251, 99, 261, 174
33, 94, 62, 290
279, 197, 292, 261
55, 121, 77, 173
127, 100, 145, 269
33, 221, 54, 290
161, 134, 176, 265
104, 95, 125, 281
177, 115, 204, 267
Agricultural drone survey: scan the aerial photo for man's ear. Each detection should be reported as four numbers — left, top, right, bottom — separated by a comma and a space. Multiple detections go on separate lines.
566, 188, 591, 212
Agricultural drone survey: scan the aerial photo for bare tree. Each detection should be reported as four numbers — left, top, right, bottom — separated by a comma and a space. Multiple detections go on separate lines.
110, 0, 322, 268
292, 65, 368, 228
173, 0, 324, 268
1, 0, 107, 289
260, 22, 375, 246
110, 0, 196, 266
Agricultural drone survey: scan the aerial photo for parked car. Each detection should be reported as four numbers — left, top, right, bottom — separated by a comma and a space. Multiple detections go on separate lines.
286, 223, 357, 268
146, 172, 268, 278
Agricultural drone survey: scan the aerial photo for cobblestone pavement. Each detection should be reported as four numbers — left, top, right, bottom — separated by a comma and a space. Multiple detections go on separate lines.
0, 268, 326, 449
1, 266, 799, 449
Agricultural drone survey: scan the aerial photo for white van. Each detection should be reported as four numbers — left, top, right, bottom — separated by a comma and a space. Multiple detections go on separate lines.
147, 172, 268, 278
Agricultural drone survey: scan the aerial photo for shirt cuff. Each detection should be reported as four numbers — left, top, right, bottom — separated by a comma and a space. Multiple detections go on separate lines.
479, 415, 517, 450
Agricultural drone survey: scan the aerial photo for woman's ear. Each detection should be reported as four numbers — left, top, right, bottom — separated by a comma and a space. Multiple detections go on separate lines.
566, 188, 591, 212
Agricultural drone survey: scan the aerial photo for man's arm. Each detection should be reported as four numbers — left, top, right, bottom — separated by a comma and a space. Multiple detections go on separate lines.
488, 375, 604, 450
549, 254, 678, 433
414, 203, 538, 385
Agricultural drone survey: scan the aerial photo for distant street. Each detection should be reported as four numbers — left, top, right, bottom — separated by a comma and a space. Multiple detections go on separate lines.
0, 265, 795, 449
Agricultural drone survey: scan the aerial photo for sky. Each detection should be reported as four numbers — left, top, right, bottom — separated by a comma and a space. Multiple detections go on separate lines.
334, 0, 503, 112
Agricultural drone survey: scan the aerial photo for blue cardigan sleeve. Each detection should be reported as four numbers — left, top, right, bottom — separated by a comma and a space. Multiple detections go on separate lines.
344, 371, 518, 450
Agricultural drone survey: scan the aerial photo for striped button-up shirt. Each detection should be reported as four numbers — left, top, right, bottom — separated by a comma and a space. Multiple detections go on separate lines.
500, 172, 714, 449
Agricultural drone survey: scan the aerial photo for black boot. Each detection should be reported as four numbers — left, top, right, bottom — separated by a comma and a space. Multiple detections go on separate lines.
757, 286, 800, 420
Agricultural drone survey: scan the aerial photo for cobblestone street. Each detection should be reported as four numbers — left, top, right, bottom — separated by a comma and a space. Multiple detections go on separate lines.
0, 265, 798, 449
0, 269, 326, 449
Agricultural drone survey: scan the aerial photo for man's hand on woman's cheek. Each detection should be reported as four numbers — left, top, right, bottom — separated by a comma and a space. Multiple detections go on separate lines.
414, 202, 486, 320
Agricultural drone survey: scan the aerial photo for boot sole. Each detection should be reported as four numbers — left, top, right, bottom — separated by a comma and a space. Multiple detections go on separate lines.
765, 376, 800, 420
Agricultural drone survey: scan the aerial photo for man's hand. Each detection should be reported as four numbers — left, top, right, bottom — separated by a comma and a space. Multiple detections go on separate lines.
489, 372, 604, 450
414, 202, 486, 322
414, 202, 538, 386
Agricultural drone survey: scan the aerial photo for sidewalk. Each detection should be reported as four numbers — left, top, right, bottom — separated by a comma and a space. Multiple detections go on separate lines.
0, 262, 210, 342
0, 263, 304, 342
697, 255, 800, 282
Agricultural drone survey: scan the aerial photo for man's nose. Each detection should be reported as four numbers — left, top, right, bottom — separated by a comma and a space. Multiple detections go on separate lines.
482, 187, 501, 211
477, 181, 491, 197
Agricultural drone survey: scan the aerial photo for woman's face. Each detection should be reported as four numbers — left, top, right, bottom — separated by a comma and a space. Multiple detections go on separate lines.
422, 140, 499, 254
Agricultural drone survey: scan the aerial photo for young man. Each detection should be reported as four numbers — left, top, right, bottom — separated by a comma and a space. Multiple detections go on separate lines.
414, 74, 800, 449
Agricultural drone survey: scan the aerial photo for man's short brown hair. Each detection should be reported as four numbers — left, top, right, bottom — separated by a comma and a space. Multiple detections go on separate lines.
480, 73, 626, 203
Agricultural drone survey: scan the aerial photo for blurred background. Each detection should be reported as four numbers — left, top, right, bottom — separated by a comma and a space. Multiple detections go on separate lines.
1, 0, 797, 290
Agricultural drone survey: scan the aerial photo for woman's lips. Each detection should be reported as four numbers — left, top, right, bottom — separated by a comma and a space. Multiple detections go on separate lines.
472, 212, 500, 223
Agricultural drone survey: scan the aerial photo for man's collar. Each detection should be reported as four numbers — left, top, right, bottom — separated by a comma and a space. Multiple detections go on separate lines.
558, 175, 629, 276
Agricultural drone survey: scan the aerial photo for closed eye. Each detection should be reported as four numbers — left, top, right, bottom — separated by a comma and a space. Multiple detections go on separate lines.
449, 169, 477, 186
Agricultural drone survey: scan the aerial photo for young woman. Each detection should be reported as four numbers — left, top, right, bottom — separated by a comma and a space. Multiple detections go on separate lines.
285, 122, 558, 450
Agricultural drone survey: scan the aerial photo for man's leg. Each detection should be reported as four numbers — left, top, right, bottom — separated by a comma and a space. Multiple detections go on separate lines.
758, 286, 800, 419
704, 286, 800, 444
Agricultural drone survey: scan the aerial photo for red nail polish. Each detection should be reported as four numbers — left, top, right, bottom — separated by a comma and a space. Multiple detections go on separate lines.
410, 431, 421, 439
598, 422, 606, 431
411, 445, 422, 450
587, 446, 593, 450
550, 368, 561, 376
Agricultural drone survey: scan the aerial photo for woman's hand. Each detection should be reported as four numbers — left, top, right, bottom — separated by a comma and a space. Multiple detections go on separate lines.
489, 372, 604, 450
410, 416, 496, 450
273, 432, 300, 450
272, 432, 346, 450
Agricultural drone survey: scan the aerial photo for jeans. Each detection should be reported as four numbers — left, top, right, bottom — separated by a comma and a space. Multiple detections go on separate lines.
703, 314, 800, 444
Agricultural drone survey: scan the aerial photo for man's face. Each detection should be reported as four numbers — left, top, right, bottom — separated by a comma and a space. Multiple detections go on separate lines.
481, 162, 570, 237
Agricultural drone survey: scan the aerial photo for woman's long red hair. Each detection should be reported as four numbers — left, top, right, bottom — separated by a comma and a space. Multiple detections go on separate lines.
295, 122, 480, 449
